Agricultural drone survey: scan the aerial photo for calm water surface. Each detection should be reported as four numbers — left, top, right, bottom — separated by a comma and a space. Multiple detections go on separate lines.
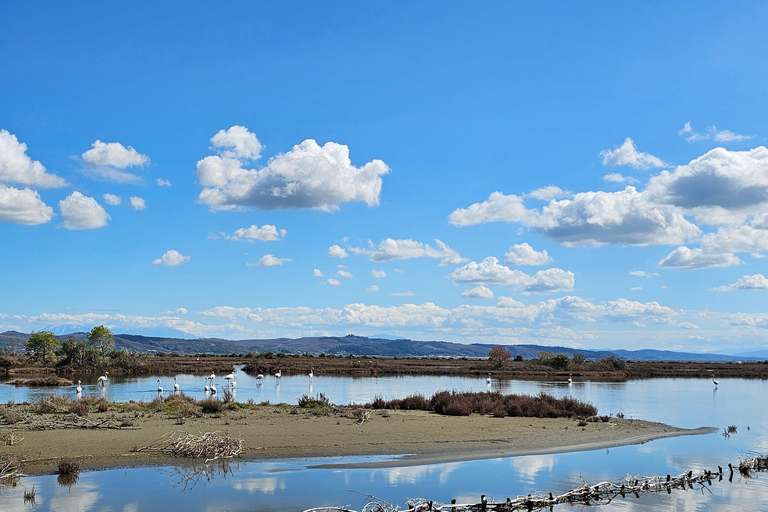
1, 374, 767, 511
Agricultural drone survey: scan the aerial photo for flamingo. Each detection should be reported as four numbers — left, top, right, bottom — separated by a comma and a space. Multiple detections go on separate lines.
309, 367, 314, 380
174, 377, 179, 393
486, 373, 492, 384
712, 375, 719, 386
76, 380, 82, 394
568, 373, 573, 385
204, 377, 210, 392
98, 371, 109, 386
256, 372, 264, 381
275, 369, 282, 380
210, 380, 217, 394
157, 379, 163, 393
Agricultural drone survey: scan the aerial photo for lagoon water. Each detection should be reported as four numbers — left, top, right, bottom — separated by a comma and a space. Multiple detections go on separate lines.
2, 373, 767, 511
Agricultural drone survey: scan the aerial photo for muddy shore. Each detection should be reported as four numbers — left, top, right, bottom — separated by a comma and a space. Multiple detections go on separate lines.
0, 403, 713, 476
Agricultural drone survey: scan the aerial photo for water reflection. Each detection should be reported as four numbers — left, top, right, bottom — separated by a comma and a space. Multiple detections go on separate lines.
2, 377, 768, 510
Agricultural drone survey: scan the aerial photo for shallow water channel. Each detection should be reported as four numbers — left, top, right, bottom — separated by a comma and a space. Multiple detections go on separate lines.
2, 374, 767, 511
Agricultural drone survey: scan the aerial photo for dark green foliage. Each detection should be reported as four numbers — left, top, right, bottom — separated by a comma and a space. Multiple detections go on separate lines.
87, 325, 115, 359
25, 331, 60, 363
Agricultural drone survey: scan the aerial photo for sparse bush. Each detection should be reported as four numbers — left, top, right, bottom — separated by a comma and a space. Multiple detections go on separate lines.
1, 408, 23, 424
298, 393, 330, 408
199, 398, 222, 414
70, 402, 89, 417
35, 394, 72, 413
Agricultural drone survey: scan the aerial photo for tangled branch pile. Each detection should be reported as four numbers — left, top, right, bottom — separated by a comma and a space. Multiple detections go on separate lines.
134, 429, 243, 463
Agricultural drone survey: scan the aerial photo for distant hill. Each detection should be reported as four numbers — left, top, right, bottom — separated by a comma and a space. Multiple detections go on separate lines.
0, 330, 759, 362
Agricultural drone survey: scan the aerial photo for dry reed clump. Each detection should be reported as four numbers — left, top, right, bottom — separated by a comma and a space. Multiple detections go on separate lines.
34, 394, 73, 413
366, 390, 597, 418
1, 407, 23, 425
69, 402, 89, 417
199, 398, 222, 414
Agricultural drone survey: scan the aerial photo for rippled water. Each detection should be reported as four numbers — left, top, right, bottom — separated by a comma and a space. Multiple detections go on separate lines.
1, 374, 767, 511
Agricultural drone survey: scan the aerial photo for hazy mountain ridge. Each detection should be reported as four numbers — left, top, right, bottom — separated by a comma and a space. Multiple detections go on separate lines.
0, 331, 759, 362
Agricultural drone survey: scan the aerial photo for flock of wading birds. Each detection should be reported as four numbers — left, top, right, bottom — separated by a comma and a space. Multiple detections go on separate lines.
71, 367, 722, 398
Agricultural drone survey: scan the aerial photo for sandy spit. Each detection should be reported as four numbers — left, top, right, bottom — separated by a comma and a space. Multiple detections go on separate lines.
0, 406, 714, 475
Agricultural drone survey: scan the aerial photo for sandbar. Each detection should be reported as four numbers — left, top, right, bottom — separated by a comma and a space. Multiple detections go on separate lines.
0, 405, 714, 475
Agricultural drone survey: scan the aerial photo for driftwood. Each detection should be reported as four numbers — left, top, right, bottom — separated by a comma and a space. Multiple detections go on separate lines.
304, 454, 768, 512
133, 429, 243, 463
0, 455, 23, 482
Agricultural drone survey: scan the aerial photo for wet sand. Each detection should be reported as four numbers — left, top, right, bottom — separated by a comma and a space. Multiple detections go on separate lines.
0, 405, 713, 475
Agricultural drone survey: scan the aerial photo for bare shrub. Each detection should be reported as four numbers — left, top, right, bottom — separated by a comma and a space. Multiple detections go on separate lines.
58, 459, 80, 475
199, 398, 222, 414
35, 394, 72, 413
1, 408, 23, 424
365, 390, 598, 419
70, 402, 89, 417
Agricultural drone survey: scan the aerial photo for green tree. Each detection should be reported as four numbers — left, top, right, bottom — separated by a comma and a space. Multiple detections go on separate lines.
488, 345, 512, 367
25, 331, 60, 363
87, 325, 115, 359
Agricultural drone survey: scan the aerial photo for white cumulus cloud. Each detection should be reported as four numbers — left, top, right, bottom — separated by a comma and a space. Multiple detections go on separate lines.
82, 140, 149, 168
646, 146, 768, 224
603, 173, 639, 184
251, 254, 291, 267
152, 250, 190, 266
462, 285, 494, 299
313, 269, 324, 277
658, 246, 742, 269
449, 257, 574, 294
351, 238, 466, 266
103, 194, 122, 206
600, 138, 668, 169
210, 125, 263, 160
59, 191, 110, 230
225, 224, 287, 242
197, 126, 389, 212
328, 245, 348, 258
129, 196, 146, 210
536, 187, 700, 247
327, 278, 341, 286
365, 285, 380, 292
712, 274, 768, 292
679, 122, 752, 143
370, 269, 387, 278
0, 129, 66, 188
337, 270, 354, 279
449, 192, 536, 227
156, 178, 172, 187
505, 243, 553, 266
0, 184, 55, 225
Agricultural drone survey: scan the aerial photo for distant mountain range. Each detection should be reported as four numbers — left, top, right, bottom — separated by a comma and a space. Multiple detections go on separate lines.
0, 331, 762, 363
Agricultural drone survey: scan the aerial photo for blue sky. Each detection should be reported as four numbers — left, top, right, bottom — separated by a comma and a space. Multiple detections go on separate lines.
2, 2, 768, 353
